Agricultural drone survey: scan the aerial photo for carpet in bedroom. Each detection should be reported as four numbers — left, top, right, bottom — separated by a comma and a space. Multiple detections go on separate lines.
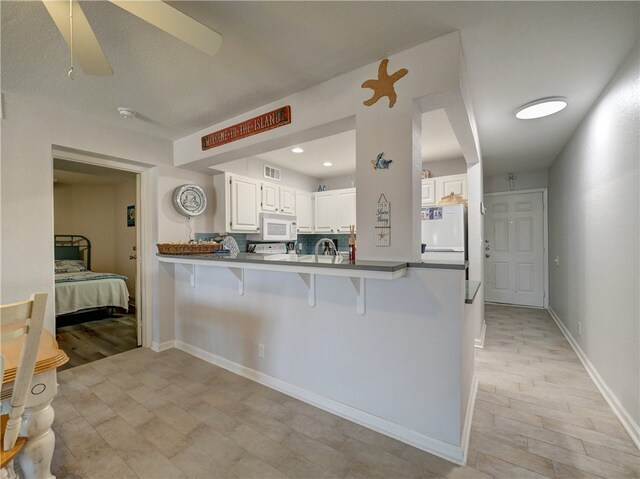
56, 313, 138, 370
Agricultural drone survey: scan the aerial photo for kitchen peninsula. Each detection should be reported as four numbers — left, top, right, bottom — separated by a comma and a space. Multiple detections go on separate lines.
158, 251, 475, 463
159, 32, 482, 464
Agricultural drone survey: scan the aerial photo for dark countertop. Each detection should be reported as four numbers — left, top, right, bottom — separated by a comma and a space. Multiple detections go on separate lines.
158, 253, 470, 273
407, 259, 469, 271
465, 281, 481, 304
157, 252, 407, 273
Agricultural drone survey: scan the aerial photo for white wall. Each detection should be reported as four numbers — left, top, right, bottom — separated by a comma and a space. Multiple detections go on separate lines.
114, 180, 137, 296
423, 158, 467, 177
484, 168, 548, 193
174, 32, 480, 263
214, 157, 320, 192
322, 174, 356, 190
172, 264, 471, 460
548, 43, 639, 438
54, 183, 117, 273
0, 92, 172, 332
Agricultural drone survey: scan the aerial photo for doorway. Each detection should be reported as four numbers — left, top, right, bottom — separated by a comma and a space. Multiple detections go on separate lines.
53, 158, 142, 368
484, 190, 547, 307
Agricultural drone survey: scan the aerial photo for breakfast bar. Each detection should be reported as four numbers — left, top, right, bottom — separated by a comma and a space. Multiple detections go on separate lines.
157, 253, 476, 463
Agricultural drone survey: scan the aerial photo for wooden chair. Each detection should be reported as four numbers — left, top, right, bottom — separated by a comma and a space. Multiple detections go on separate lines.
0, 293, 47, 477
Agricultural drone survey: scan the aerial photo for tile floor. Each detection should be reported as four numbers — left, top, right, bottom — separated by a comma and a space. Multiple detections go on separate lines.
49, 305, 639, 478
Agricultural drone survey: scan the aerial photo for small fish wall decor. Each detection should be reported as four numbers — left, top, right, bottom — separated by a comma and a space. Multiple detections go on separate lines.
372, 152, 393, 170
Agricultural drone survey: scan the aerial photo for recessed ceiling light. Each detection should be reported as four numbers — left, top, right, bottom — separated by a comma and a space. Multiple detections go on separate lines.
516, 97, 567, 120
291, 147, 304, 153
117, 107, 137, 119
322, 162, 333, 167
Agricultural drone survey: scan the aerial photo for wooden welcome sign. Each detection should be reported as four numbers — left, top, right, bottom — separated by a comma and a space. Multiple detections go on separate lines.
201, 106, 291, 151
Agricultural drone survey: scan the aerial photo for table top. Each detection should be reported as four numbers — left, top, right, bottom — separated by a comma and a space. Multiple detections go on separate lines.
1, 330, 69, 384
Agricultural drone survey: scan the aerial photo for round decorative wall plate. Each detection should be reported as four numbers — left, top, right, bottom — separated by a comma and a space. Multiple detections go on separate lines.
172, 184, 207, 217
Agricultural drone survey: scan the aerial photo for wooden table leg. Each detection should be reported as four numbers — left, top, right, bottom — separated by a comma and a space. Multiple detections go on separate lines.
17, 399, 55, 479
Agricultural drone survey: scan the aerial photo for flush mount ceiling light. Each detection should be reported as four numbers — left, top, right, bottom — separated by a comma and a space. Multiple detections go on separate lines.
322, 162, 333, 167
291, 147, 304, 153
516, 97, 568, 120
117, 107, 137, 119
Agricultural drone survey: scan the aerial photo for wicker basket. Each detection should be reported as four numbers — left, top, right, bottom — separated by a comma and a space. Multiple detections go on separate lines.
157, 242, 222, 255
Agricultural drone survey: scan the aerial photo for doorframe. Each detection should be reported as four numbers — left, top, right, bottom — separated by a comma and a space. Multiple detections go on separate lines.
52, 148, 153, 348
484, 188, 548, 309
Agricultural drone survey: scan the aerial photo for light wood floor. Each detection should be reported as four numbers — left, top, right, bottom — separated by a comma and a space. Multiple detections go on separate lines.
49, 304, 639, 478
56, 313, 138, 370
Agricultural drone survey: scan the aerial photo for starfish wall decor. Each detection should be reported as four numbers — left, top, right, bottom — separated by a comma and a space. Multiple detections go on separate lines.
361, 59, 409, 108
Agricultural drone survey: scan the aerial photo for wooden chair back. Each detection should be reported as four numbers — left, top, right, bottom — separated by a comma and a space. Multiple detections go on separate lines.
0, 293, 47, 452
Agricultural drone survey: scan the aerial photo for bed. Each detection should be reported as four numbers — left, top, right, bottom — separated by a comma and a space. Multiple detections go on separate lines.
54, 235, 129, 316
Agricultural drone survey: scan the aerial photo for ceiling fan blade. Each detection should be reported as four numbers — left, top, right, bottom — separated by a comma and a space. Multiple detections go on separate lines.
108, 1, 222, 57
42, 0, 113, 75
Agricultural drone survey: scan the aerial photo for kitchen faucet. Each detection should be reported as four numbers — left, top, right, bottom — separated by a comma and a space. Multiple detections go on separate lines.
314, 238, 338, 258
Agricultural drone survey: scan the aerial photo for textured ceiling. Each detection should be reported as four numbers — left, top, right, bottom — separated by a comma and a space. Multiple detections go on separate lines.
2, 1, 638, 176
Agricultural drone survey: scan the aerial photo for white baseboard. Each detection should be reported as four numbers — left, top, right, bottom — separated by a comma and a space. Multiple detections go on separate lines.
548, 307, 640, 451
474, 320, 486, 349
151, 340, 175, 352
174, 340, 467, 464
461, 375, 478, 465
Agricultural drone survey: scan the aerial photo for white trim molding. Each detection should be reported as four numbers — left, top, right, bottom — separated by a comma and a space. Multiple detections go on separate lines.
151, 340, 176, 353
461, 376, 479, 464
549, 307, 640, 451
51, 149, 154, 349
474, 320, 486, 348
173, 340, 470, 464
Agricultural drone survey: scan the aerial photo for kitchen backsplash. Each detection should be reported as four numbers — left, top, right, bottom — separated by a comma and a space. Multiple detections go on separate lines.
296, 234, 350, 254
194, 232, 348, 254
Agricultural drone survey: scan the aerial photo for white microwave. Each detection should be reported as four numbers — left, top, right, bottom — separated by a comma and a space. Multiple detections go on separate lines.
248, 213, 298, 241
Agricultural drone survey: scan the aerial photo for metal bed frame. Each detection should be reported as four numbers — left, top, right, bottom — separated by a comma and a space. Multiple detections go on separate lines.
54, 234, 92, 270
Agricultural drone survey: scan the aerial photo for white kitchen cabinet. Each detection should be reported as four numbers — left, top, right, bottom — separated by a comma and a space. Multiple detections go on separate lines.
261, 182, 279, 212
440, 174, 467, 199
421, 179, 436, 205
314, 191, 334, 233
261, 182, 296, 215
333, 188, 356, 232
312, 188, 356, 233
421, 174, 468, 206
280, 186, 296, 215
213, 173, 260, 233
295, 190, 313, 232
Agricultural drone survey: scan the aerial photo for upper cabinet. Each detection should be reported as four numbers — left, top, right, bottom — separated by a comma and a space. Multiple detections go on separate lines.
421, 179, 436, 205
421, 173, 468, 206
313, 187, 356, 234
261, 183, 296, 215
440, 174, 467, 198
213, 173, 260, 233
279, 186, 296, 215
313, 191, 334, 233
295, 191, 313, 232
213, 173, 357, 235
333, 188, 356, 233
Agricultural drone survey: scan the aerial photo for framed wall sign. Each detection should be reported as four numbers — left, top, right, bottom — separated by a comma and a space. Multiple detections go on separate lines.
375, 193, 391, 247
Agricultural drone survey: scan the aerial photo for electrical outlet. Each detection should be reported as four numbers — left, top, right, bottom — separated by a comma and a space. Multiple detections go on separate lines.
258, 344, 265, 358
577, 321, 582, 336
554, 256, 560, 267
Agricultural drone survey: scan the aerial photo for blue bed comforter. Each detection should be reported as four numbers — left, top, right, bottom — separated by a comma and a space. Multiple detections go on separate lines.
55, 271, 128, 283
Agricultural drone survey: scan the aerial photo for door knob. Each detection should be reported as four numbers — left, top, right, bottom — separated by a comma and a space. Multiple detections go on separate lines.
129, 255, 137, 260
485, 253, 491, 258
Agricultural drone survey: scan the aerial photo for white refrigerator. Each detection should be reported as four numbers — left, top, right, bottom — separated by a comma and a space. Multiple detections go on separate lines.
421, 204, 467, 262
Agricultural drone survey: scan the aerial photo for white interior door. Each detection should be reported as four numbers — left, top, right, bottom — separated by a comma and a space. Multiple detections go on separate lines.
484, 192, 544, 307
135, 174, 142, 346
